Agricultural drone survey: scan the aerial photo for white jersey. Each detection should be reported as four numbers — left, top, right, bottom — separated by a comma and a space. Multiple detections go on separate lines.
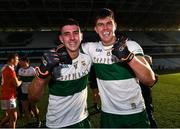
81, 40, 145, 115
18, 66, 35, 94
46, 52, 91, 128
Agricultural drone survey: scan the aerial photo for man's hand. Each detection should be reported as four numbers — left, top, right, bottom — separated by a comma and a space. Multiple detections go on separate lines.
56, 44, 72, 64
112, 37, 134, 63
36, 49, 60, 79
36, 45, 72, 79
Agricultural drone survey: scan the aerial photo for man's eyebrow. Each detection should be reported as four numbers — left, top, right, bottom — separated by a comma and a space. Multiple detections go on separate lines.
62, 31, 70, 35
97, 22, 103, 25
73, 30, 80, 33
62, 29, 80, 34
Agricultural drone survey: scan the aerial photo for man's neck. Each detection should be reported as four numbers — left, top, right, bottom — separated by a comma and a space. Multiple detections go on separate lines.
7, 63, 15, 70
102, 36, 117, 46
7, 63, 14, 68
69, 51, 79, 60
23, 64, 29, 69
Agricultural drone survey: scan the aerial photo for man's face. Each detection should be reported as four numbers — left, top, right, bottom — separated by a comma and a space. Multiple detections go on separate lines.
59, 25, 82, 53
94, 17, 117, 46
12, 56, 19, 66
19, 60, 27, 68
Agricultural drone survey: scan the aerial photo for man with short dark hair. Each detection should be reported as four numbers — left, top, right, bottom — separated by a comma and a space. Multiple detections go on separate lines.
81, 8, 156, 128
28, 18, 92, 128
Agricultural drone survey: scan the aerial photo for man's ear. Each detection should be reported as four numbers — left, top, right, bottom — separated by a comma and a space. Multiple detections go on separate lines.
94, 26, 98, 34
114, 22, 117, 30
80, 32, 83, 41
59, 35, 63, 44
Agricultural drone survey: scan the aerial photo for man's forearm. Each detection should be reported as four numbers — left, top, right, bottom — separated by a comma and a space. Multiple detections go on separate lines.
28, 76, 50, 102
128, 56, 156, 86
15, 77, 22, 87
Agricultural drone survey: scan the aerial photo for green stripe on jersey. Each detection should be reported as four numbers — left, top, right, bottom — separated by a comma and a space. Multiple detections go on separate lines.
49, 74, 88, 96
135, 53, 143, 56
19, 76, 34, 82
94, 62, 135, 80
80, 45, 85, 54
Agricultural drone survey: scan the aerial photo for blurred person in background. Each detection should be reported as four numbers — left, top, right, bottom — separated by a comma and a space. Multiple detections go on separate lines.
0, 53, 22, 128
15, 59, 24, 119
139, 54, 158, 128
18, 56, 41, 127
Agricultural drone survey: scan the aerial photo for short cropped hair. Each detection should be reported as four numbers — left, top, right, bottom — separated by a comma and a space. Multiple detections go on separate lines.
20, 56, 29, 63
94, 8, 115, 25
7, 53, 19, 62
58, 18, 80, 35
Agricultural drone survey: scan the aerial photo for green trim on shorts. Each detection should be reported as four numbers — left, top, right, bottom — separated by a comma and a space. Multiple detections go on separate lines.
101, 110, 150, 128
64, 118, 91, 128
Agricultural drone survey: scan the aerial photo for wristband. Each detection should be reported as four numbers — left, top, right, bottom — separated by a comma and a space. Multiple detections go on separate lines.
126, 53, 134, 63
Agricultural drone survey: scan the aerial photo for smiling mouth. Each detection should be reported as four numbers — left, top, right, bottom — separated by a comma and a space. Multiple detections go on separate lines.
103, 31, 110, 37
69, 42, 76, 45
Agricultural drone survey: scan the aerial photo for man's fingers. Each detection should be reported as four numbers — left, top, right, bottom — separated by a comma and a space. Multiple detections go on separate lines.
35, 67, 49, 76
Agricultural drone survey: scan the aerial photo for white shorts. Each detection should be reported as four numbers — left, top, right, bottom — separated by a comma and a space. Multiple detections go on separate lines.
1, 99, 17, 110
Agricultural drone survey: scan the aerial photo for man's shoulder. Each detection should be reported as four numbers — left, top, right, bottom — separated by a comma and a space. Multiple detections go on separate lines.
19, 66, 35, 71
29, 66, 35, 70
81, 41, 101, 50
3, 65, 12, 72
3, 65, 15, 77
127, 40, 140, 46
126, 40, 144, 54
81, 41, 100, 47
79, 51, 91, 60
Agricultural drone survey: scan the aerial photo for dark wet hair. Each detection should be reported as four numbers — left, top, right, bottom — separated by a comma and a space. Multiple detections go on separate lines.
94, 8, 115, 25
20, 56, 29, 63
59, 18, 80, 35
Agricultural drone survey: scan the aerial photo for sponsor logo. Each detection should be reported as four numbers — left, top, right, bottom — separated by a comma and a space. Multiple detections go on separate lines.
96, 48, 103, 52
60, 64, 69, 68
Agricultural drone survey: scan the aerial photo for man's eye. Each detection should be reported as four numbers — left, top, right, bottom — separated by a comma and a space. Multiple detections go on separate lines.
74, 31, 79, 35
107, 22, 113, 26
97, 23, 104, 27
63, 33, 70, 36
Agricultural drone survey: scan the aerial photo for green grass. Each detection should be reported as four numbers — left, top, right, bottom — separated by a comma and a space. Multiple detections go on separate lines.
153, 73, 180, 128
1, 73, 180, 128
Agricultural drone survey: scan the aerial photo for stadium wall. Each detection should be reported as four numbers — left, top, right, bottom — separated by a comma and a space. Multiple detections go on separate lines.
0, 31, 180, 71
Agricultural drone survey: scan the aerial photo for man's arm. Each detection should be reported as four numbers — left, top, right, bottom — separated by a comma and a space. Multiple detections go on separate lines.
28, 45, 72, 102
28, 48, 60, 102
28, 77, 50, 103
11, 70, 22, 87
112, 38, 156, 86
12, 77, 22, 87
128, 55, 156, 86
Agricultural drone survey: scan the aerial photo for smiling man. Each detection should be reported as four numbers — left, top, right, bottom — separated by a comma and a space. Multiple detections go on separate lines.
81, 8, 156, 128
28, 18, 92, 128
